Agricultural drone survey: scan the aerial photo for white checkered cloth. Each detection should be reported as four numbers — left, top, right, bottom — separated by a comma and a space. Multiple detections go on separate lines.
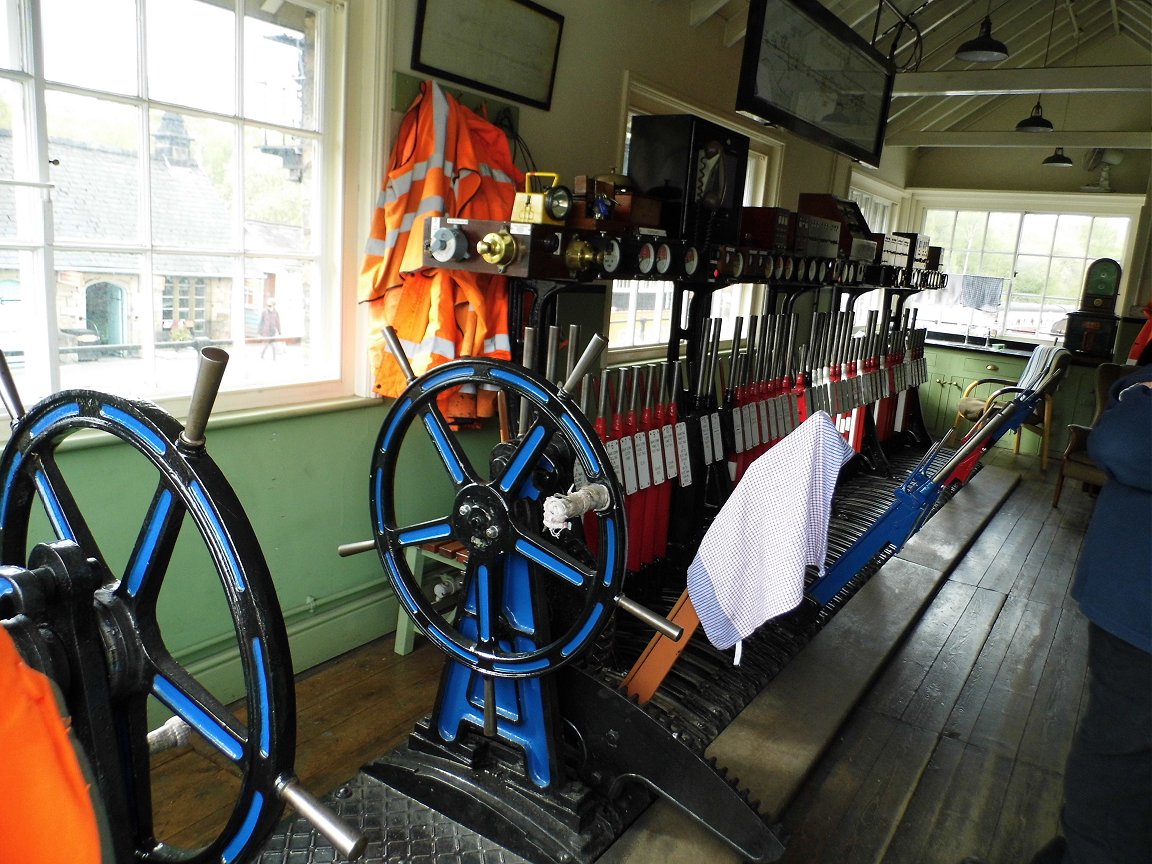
687, 410, 855, 650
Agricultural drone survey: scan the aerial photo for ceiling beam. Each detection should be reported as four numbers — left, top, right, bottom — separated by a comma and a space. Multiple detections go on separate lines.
723, 13, 746, 47
689, 0, 728, 27
1109, 0, 1121, 35
893, 65, 1151, 97
885, 130, 1152, 148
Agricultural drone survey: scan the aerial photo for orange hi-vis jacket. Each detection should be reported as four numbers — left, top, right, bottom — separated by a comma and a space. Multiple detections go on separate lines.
0, 626, 104, 863
360, 80, 523, 419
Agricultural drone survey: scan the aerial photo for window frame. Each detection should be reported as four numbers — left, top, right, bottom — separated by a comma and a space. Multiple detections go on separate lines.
0, 0, 376, 434
604, 73, 785, 364
902, 188, 1144, 344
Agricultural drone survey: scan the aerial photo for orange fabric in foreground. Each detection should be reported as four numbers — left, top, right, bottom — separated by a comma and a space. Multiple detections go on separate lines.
0, 626, 102, 863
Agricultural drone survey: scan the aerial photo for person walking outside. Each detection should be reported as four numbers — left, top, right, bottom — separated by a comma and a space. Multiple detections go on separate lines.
259, 296, 282, 359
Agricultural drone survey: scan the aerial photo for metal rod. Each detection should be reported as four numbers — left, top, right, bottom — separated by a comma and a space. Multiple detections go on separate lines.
0, 351, 25, 421
518, 326, 537, 434
566, 324, 580, 380
336, 539, 376, 557
381, 326, 416, 384
545, 325, 561, 383
180, 347, 229, 448
562, 334, 607, 397
616, 594, 684, 641
278, 777, 368, 861
483, 676, 498, 737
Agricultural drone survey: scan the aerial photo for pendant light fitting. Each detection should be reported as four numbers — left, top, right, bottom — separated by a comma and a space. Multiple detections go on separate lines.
956, 13, 1010, 62
1015, 0, 1060, 132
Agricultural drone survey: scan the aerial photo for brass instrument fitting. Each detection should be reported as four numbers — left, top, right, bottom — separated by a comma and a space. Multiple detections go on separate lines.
477, 231, 518, 267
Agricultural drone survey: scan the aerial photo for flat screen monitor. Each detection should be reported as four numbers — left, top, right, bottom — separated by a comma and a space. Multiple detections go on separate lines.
736, 0, 895, 168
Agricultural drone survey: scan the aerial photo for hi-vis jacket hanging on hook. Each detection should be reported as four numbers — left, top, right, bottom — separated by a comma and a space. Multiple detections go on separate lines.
360, 80, 523, 420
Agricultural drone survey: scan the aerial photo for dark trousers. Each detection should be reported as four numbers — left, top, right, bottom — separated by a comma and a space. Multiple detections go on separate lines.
1062, 622, 1152, 864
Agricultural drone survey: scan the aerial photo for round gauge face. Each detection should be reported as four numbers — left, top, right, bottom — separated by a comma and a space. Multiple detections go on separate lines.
683, 246, 699, 277
773, 256, 784, 280
637, 241, 656, 274
730, 251, 744, 278
544, 185, 573, 221
601, 238, 622, 274
655, 243, 673, 275
782, 256, 794, 280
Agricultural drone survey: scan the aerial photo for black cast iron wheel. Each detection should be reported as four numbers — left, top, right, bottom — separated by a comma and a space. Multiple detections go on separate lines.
370, 358, 627, 678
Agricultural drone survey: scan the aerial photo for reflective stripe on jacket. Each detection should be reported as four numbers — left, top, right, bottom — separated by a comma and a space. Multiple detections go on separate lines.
360, 80, 522, 414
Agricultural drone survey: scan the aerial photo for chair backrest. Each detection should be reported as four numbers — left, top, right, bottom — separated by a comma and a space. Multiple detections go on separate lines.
1018, 345, 1071, 396
1092, 362, 1129, 422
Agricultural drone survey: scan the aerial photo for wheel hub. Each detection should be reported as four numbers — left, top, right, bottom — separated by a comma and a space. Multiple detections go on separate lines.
451, 484, 513, 560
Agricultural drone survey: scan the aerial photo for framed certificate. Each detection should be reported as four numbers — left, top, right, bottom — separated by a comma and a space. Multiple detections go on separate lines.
412, 0, 564, 110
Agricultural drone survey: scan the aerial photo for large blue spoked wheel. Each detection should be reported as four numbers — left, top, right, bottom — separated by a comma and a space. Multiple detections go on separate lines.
0, 391, 294, 864
371, 359, 627, 678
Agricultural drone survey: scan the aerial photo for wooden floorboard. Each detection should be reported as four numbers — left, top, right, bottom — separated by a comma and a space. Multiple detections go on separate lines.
781, 452, 1092, 863
145, 451, 1093, 863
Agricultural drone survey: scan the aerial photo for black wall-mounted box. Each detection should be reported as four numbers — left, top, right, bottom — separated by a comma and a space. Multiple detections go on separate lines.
1063, 312, 1119, 360
625, 114, 749, 251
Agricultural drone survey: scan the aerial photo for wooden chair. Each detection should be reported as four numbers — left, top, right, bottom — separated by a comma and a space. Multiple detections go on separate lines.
1051, 362, 1129, 507
954, 346, 1071, 471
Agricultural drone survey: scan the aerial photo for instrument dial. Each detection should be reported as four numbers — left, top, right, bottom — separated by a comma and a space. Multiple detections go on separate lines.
655, 243, 673, 275
637, 241, 656, 274
601, 238, 622, 274
428, 226, 470, 263
683, 246, 699, 277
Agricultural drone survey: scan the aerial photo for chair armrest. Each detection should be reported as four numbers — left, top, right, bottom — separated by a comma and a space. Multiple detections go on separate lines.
1063, 424, 1092, 456
961, 376, 1015, 398
982, 385, 1028, 411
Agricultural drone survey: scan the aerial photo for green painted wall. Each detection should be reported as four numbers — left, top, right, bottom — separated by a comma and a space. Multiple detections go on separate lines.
40, 400, 497, 708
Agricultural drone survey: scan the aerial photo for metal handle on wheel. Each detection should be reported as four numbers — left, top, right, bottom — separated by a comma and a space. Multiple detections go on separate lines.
181, 347, 229, 448
278, 777, 368, 861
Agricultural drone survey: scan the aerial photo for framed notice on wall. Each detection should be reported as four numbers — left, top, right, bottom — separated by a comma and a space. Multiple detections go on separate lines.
412, 0, 564, 110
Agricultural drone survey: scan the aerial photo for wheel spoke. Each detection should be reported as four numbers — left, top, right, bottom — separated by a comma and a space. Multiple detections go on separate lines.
32, 457, 117, 585
121, 482, 187, 599
420, 404, 478, 487
511, 531, 593, 589
494, 417, 551, 495
393, 517, 455, 549
149, 661, 247, 763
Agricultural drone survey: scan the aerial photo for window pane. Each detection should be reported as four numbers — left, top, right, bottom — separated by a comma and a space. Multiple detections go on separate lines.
55, 251, 144, 388
0, 78, 20, 239
41, 0, 138, 94
244, 127, 314, 252
0, 0, 22, 71
47, 92, 141, 243
243, 0, 318, 130
1019, 213, 1057, 255
150, 110, 237, 249
0, 273, 25, 357
1053, 215, 1091, 258
923, 210, 955, 248
1087, 217, 1129, 259
241, 256, 326, 382
147, 0, 236, 114
978, 252, 1014, 280
984, 212, 1020, 253
1047, 258, 1085, 302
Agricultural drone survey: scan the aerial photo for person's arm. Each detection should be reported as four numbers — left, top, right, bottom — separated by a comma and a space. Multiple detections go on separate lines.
1088, 367, 1152, 492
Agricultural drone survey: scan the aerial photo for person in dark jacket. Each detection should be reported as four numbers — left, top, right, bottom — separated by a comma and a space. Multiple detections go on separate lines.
1031, 362, 1152, 864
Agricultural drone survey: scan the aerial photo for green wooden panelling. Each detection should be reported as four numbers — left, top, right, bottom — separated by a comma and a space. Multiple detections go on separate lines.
921, 344, 1096, 456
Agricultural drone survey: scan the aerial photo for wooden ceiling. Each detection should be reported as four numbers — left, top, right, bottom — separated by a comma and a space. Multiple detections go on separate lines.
671, 0, 1152, 149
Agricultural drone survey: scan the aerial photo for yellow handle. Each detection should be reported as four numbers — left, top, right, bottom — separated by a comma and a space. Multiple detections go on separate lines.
524, 171, 559, 193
